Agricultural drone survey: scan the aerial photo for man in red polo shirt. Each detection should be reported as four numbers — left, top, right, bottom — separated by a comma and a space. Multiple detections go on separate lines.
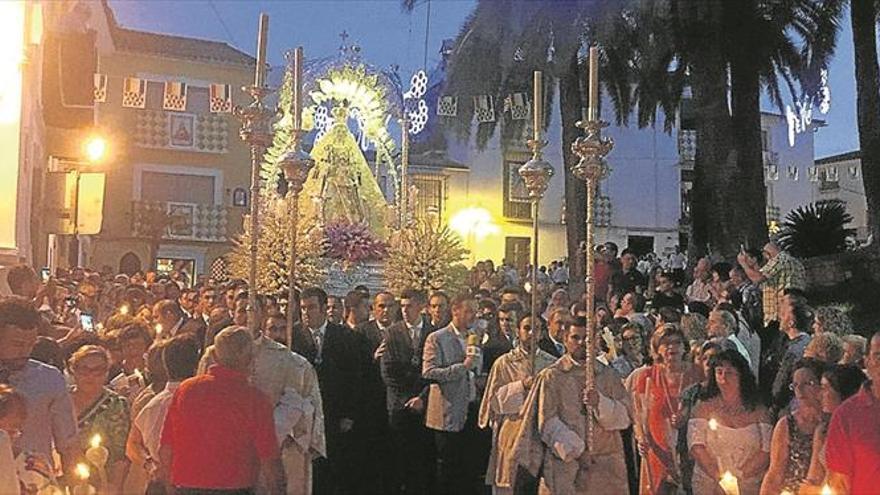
826, 330, 880, 495
158, 326, 282, 494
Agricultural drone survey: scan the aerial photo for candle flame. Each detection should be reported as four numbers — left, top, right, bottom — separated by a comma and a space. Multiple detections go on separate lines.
89, 434, 102, 448
155, 323, 163, 335
75, 462, 90, 480
720, 471, 736, 483
821, 485, 833, 495
119, 305, 129, 315
708, 418, 719, 431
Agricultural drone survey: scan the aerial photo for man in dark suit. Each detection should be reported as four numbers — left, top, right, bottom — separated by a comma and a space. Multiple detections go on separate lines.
379, 289, 436, 494
292, 287, 360, 495
482, 303, 516, 372
537, 306, 568, 358
352, 292, 396, 493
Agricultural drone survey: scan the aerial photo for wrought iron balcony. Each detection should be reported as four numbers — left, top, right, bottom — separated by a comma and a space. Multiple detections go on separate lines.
132, 200, 229, 242
678, 130, 696, 163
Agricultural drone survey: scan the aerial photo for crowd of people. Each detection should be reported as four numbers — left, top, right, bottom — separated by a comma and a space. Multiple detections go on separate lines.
0, 239, 878, 495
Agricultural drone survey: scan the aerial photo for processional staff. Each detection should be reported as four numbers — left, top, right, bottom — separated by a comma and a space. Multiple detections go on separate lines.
235, 13, 275, 335
518, 70, 553, 375
571, 45, 614, 455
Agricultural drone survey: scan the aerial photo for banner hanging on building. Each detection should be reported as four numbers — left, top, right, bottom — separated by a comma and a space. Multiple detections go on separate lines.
122, 77, 147, 109
474, 95, 495, 123
209, 83, 232, 113
163, 81, 188, 112
437, 95, 457, 117
93, 74, 107, 103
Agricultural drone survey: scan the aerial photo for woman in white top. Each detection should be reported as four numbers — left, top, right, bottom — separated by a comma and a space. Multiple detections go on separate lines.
688, 349, 772, 495
0, 384, 26, 495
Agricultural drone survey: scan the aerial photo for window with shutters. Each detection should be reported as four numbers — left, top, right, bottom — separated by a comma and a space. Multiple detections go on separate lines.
411, 174, 446, 223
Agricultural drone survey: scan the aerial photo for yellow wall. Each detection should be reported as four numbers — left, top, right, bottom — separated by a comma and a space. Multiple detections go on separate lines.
87, 49, 253, 273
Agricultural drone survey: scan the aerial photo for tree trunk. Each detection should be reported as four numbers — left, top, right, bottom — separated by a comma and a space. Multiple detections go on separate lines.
560, 52, 587, 292
851, 0, 880, 244
688, 4, 737, 261
726, 0, 768, 257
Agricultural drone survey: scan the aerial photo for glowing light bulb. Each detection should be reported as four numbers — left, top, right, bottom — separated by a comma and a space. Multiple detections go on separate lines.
84, 136, 107, 163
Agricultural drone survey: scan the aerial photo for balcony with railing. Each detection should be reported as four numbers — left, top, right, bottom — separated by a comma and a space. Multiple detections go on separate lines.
678, 130, 696, 165
132, 200, 230, 242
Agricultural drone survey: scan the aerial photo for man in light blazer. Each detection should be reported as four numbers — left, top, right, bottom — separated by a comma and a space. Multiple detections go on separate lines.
422, 292, 482, 495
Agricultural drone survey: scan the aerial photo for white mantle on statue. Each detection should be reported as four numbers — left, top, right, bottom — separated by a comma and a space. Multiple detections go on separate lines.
323, 259, 386, 296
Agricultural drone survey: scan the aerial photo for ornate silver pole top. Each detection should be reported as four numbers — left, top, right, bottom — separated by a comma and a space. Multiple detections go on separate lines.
519, 70, 554, 201
571, 119, 613, 183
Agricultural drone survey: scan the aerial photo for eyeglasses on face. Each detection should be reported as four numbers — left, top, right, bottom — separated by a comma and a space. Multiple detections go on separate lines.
789, 379, 819, 392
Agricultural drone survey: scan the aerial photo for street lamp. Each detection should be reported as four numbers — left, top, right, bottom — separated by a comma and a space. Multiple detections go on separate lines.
518, 70, 553, 373
278, 46, 314, 350
571, 46, 614, 455
449, 206, 499, 263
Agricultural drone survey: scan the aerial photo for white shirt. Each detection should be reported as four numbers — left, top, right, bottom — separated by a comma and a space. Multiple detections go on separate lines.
169, 318, 184, 337
134, 382, 181, 460
406, 319, 424, 345
310, 320, 328, 361
449, 323, 477, 402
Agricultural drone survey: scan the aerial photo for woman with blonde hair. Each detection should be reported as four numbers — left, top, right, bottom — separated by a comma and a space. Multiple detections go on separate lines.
804, 333, 845, 365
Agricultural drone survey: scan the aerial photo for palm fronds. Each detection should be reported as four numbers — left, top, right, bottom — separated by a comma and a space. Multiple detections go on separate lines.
777, 200, 856, 258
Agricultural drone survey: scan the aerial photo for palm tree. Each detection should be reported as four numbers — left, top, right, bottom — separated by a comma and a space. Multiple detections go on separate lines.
603, 0, 842, 259
402, 0, 625, 282
850, 0, 880, 244
403, 0, 841, 268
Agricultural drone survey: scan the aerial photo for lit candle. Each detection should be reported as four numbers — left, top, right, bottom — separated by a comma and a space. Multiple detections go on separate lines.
533, 70, 542, 142
255, 13, 269, 87
588, 45, 599, 121
85, 433, 109, 469
119, 304, 129, 315
75, 462, 90, 480
131, 368, 144, 389
821, 484, 833, 495
293, 46, 304, 130
718, 471, 740, 495
72, 463, 95, 495
155, 323, 163, 336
